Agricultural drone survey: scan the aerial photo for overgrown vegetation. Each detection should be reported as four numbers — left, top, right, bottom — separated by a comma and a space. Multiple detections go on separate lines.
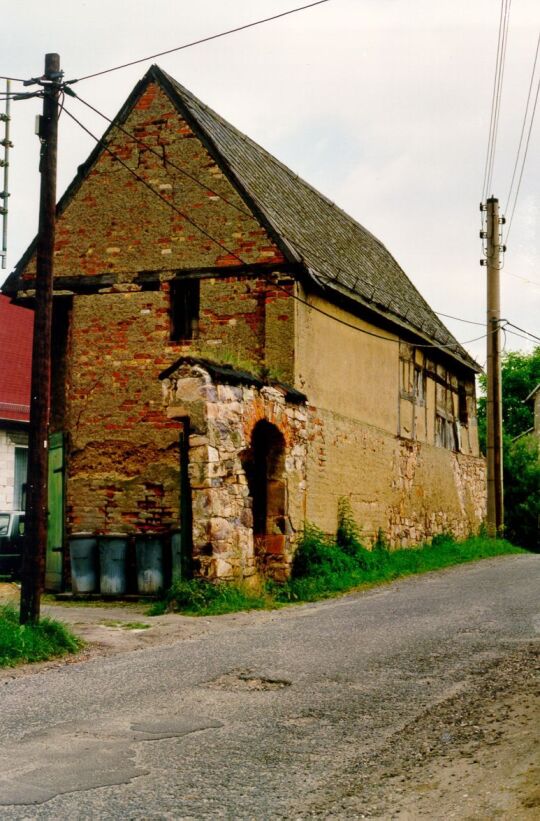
152, 500, 523, 617
0, 605, 82, 668
477, 346, 540, 550
148, 578, 272, 616
195, 345, 287, 384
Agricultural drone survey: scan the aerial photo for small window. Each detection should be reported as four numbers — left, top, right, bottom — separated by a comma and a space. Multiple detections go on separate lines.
170, 279, 200, 341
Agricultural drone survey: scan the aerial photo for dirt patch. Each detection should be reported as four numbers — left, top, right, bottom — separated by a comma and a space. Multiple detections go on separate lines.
302, 643, 539, 819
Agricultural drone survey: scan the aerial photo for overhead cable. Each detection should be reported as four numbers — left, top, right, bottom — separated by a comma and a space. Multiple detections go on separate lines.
61, 102, 493, 360
66, 1, 331, 84
505, 71, 540, 243
482, 0, 512, 201
72, 91, 256, 220
504, 32, 540, 214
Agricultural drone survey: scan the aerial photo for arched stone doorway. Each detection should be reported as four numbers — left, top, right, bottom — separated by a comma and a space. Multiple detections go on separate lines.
242, 420, 290, 570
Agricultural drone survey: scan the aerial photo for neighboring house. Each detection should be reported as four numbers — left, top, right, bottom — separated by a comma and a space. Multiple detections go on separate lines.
524, 384, 540, 438
2, 66, 485, 587
0, 294, 33, 511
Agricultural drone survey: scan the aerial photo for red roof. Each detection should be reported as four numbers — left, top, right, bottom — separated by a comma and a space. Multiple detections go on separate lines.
0, 295, 33, 422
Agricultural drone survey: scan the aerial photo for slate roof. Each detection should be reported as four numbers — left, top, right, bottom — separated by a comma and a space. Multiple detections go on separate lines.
157, 68, 479, 372
0, 295, 33, 423
3, 65, 479, 372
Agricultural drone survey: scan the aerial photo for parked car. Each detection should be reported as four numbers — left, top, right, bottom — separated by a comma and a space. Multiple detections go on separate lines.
0, 511, 25, 578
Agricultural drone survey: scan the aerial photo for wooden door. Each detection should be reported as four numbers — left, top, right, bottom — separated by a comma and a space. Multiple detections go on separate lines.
45, 432, 64, 591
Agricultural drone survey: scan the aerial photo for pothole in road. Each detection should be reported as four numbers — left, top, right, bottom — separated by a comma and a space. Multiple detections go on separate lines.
206, 670, 292, 691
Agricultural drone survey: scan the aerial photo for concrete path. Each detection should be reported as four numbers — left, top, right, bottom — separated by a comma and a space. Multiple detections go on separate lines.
0, 554, 538, 819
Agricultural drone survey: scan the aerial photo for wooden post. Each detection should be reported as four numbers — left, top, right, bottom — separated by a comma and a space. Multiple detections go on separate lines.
485, 196, 504, 536
20, 54, 61, 624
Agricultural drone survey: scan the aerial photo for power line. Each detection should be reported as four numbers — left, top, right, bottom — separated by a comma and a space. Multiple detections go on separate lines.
504, 328, 539, 345
72, 91, 256, 221
504, 321, 540, 343
503, 270, 540, 287
504, 32, 540, 214
80, 89, 530, 304
435, 311, 484, 327
482, 0, 512, 200
66, 1, 331, 84
505, 71, 540, 243
0, 75, 25, 83
61, 101, 493, 360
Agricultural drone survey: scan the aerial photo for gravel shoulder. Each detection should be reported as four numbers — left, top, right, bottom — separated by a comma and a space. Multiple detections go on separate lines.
307, 643, 539, 819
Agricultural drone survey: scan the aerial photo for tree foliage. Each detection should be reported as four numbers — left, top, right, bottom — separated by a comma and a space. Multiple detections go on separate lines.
477, 347, 539, 550
477, 346, 540, 450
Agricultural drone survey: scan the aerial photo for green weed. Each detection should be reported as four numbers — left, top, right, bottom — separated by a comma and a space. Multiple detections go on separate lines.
152, 578, 272, 616
0, 605, 82, 668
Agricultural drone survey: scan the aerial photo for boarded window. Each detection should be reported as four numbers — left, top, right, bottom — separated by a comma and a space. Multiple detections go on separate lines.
458, 384, 468, 425
435, 414, 459, 451
414, 367, 425, 402
170, 279, 200, 341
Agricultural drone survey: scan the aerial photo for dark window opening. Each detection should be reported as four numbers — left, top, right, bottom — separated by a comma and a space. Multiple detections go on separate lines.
170, 279, 200, 341
458, 384, 468, 425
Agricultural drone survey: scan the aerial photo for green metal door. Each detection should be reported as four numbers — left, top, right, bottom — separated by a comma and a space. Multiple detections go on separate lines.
46, 432, 64, 591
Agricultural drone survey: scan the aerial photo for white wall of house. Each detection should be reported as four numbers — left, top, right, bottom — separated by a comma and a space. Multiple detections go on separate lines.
0, 427, 28, 510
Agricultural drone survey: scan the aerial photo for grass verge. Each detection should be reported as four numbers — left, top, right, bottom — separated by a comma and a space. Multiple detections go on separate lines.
151, 525, 525, 617
0, 605, 83, 668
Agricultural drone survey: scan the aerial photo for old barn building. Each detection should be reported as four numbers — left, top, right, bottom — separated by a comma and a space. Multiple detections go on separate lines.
3, 66, 485, 587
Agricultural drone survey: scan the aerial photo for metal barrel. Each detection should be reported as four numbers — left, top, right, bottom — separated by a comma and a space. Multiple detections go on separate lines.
135, 534, 164, 594
69, 533, 98, 593
99, 535, 128, 595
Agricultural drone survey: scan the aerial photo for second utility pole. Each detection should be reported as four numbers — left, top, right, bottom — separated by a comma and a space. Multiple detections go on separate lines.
485, 196, 504, 536
20, 54, 61, 625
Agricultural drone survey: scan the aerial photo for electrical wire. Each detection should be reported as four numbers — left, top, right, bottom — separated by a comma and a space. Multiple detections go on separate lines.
434, 311, 484, 327
482, 0, 512, 201
61, 101, 493, 360
505, 71, 540, 243
66, 1, 331, 84
504, 328, 539, 344
503, 271, 540, 286
504, 32, 540, 214
72, 91, 256, 221
0, 75, 25, 83
504, 322, 540, 343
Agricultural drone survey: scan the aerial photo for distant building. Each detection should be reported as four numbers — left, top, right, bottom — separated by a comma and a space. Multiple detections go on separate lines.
0, 294, 33, 511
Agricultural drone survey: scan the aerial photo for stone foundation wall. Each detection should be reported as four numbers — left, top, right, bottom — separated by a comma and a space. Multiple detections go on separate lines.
163, 362, 307, 581
305, 406, 486, 546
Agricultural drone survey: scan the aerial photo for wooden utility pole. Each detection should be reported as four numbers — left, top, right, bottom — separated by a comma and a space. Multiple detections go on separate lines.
20, 54, 61, 624
485, 196, 504, 536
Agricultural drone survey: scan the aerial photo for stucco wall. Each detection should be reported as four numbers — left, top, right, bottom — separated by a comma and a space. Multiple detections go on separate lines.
295, 289, 485, 543
0, 429, 15, 510
305, 406, 485, 544
0, 428, 27, 511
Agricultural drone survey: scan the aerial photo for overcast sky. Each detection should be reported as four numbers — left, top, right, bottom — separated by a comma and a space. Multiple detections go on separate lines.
1, 0, 539, 365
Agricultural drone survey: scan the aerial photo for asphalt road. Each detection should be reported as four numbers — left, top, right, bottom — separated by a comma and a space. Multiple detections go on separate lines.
0, 554, 538, 819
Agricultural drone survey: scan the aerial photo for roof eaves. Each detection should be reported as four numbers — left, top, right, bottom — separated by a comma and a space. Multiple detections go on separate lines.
304, 268, 482, 373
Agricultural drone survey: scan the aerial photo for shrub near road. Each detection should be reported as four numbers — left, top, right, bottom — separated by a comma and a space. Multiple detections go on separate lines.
154, 524, 524, 616
0, 605, 82, 668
